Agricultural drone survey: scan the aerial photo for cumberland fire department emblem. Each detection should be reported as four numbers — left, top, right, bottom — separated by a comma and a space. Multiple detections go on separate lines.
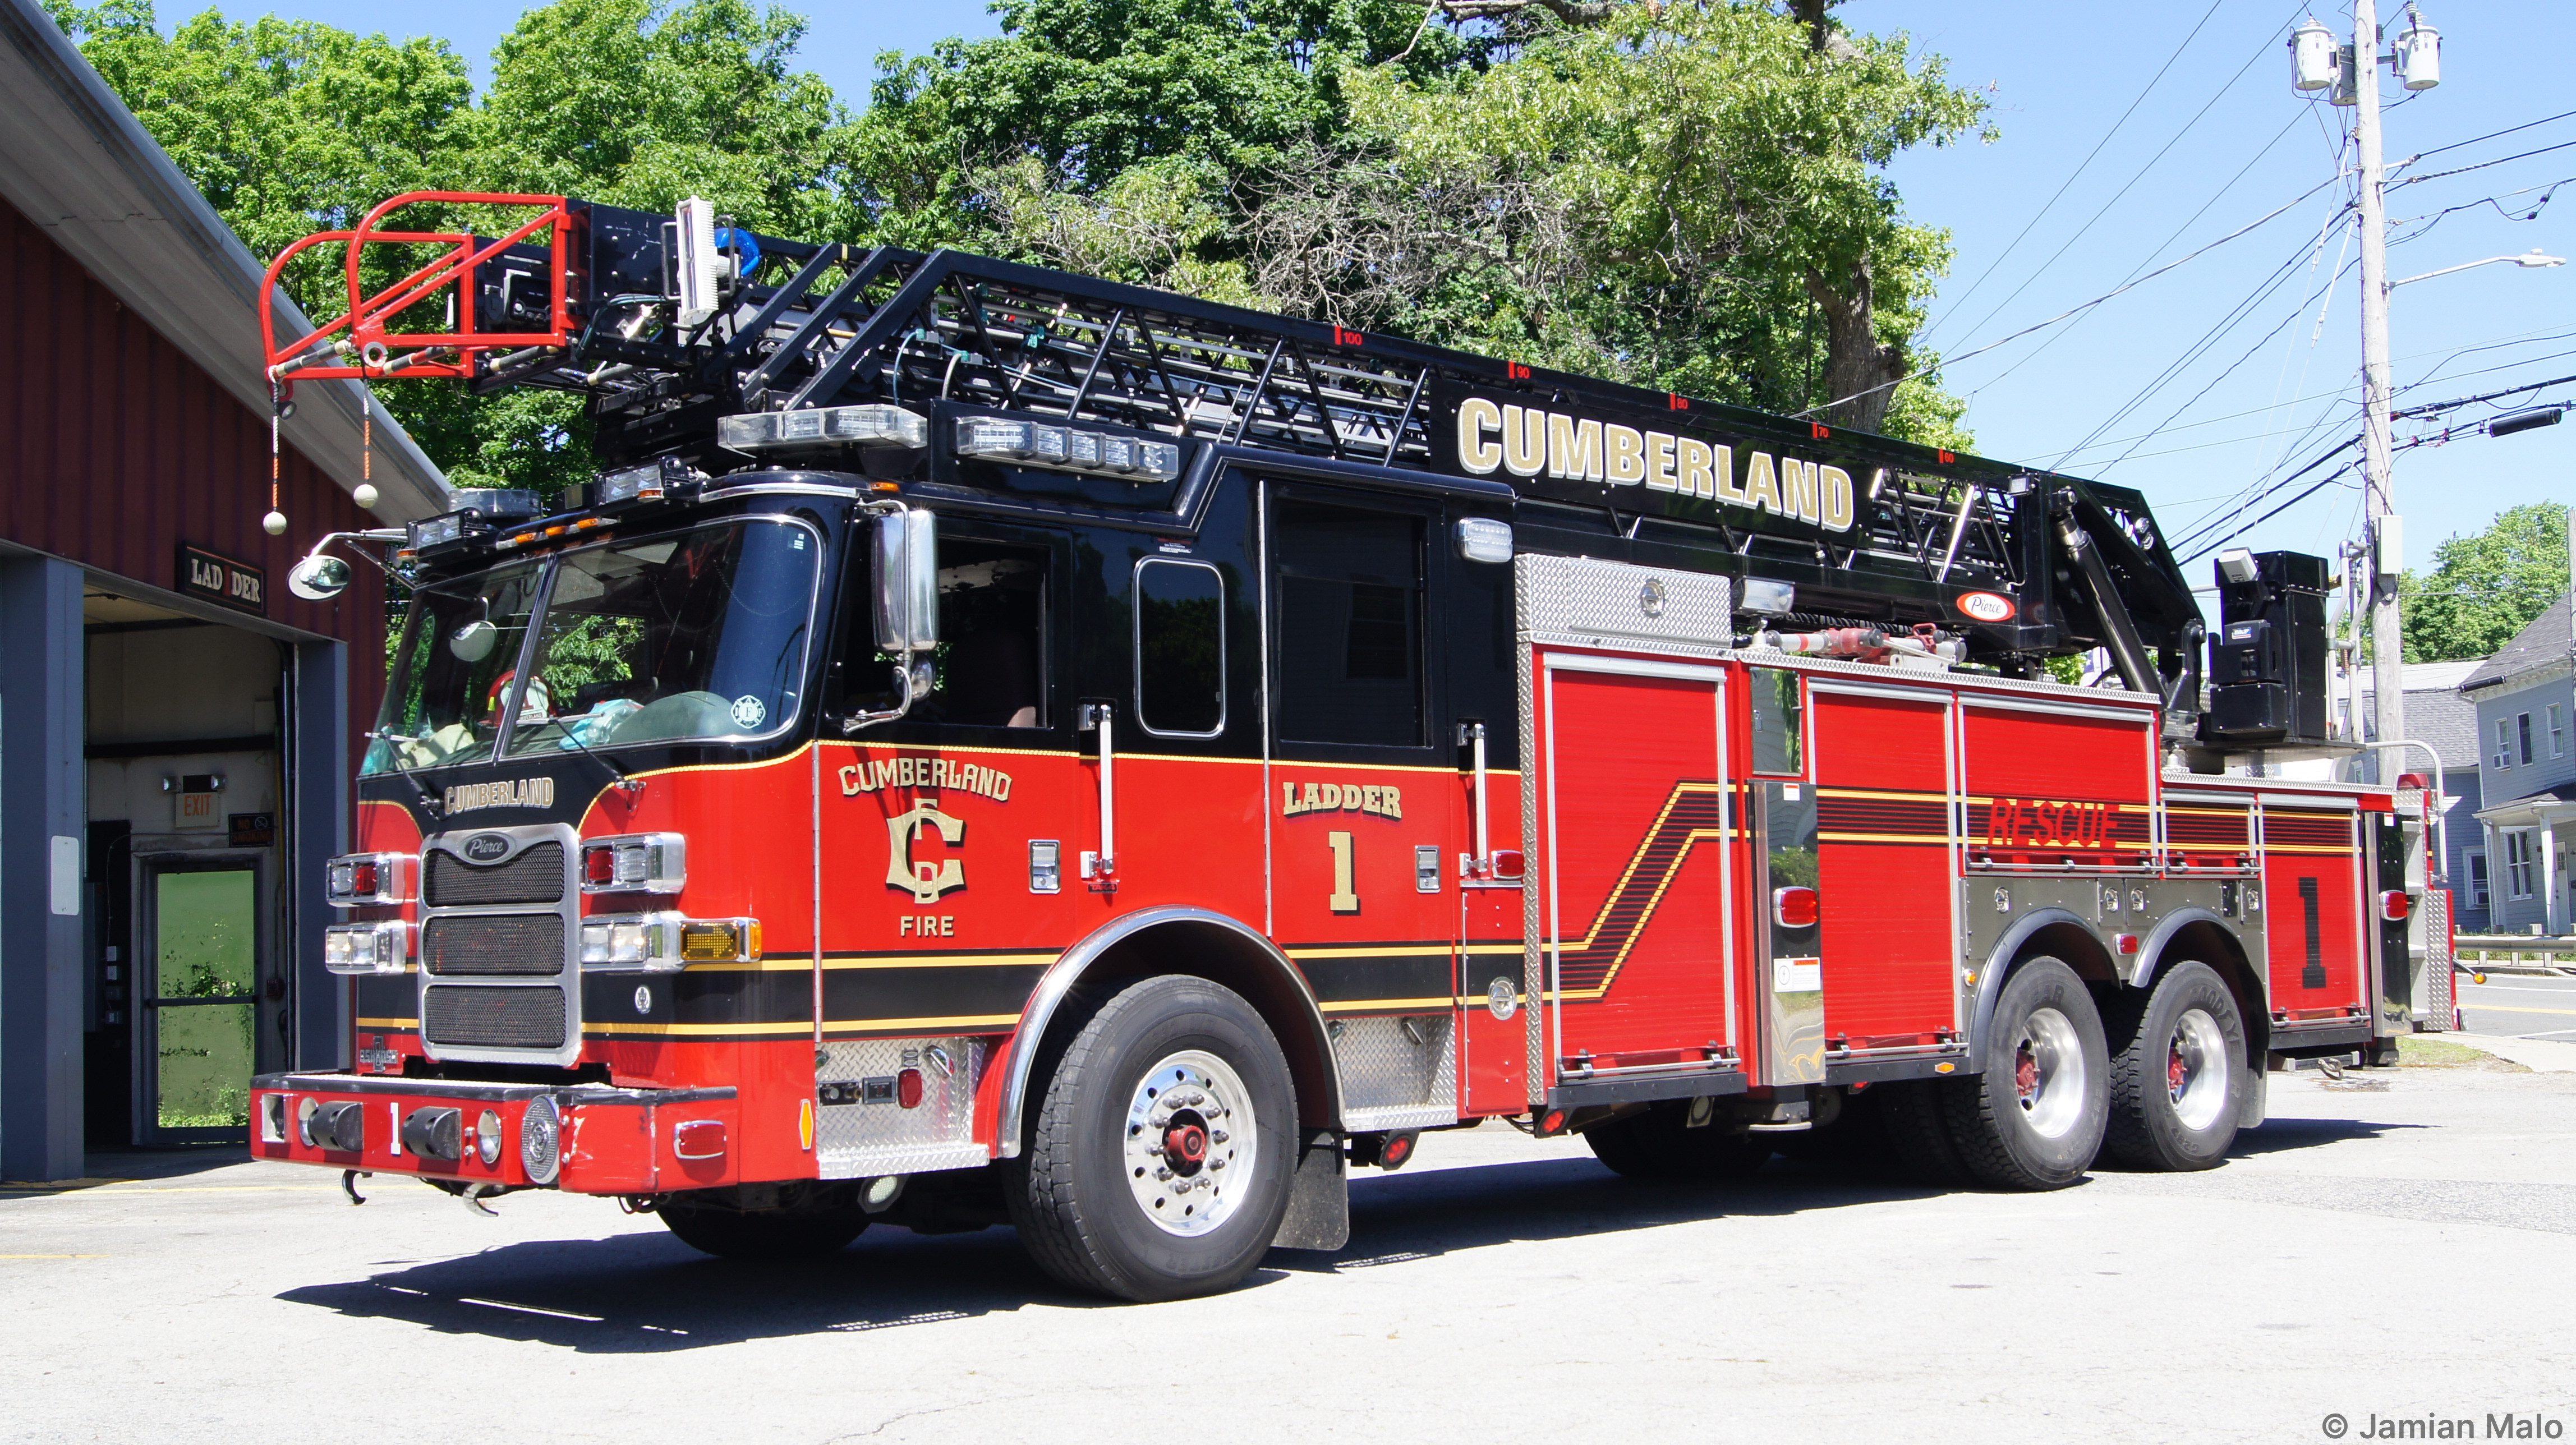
886, 802, 967, 903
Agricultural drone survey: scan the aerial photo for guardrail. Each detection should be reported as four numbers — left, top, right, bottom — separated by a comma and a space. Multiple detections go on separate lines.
2455, 934, 2576, 972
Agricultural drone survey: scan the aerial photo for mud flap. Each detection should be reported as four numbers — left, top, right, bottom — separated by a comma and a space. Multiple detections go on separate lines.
2237, 1061, 2267, 1129
1272, 1130, 1348, 1251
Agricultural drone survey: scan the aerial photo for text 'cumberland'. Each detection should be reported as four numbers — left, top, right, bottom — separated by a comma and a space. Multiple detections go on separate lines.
1456, 397, 1855, 532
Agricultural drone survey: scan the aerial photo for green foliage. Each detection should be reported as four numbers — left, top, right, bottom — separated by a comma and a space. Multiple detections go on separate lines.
2400, 502, 2571, 663
53, 0, 1988, 489
48, 0, 857, 496
854, 0, 1988, 446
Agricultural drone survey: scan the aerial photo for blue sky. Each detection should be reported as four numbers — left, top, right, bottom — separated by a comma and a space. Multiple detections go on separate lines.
196, 0, 2572, 598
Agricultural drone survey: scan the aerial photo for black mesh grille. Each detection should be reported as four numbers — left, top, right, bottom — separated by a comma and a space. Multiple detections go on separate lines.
422, 914, 564, 975
424, 986, 566, 1049
426, 842, 565, 906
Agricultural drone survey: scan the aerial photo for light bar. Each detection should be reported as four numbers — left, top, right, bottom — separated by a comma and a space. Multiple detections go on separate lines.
323, 921, 412, 975
953, 417, 1182, 483
595, 456, 698, 508
716, 405, 927, 456
325, 852, 411, 907
581, 832, 686, 895
403, 490, 544, 556
578, 912, 761, 973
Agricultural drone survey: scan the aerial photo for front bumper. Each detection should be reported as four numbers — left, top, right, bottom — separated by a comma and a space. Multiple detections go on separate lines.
250, 1073, 739, 1194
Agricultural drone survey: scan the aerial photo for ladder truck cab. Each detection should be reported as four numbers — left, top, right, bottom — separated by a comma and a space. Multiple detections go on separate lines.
251, 194, 2430, 1300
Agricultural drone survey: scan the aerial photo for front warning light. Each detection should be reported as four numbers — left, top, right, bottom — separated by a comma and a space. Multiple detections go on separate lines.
323, 921, 412, 975
581, 833, 686, 894
325, 852, 411, 906
896, 1069, 924, 1109
579, 913, 760, 972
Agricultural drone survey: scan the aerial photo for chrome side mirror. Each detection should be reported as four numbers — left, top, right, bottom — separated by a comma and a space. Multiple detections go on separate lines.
873, 508, 939, 653
286, 553, 352, 601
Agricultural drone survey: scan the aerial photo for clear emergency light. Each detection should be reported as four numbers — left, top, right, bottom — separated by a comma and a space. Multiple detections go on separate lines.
404, 491, 543, 557
953, 417, 1183, 482
594, 456, 699, 509
323, 920, 412, 975
716, 404, 928, 457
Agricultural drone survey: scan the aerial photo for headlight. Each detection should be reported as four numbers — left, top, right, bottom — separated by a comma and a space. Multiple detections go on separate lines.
580, 833, 686, 894
521, 1096, 562, 1185
579, 912, 760, 972
324, 852, 411, 906
476, 1109, 504, 1167
323, 921, 412, 975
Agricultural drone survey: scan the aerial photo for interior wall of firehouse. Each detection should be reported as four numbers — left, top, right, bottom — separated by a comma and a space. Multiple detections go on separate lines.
3, 555, 351, 1167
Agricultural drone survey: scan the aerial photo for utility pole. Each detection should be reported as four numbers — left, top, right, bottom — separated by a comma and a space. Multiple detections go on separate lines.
2296, 4, 2444, 775
2353, 0, 2404, 775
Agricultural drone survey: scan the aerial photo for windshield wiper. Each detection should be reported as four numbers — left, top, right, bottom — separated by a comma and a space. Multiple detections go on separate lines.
549, 717, 643, 797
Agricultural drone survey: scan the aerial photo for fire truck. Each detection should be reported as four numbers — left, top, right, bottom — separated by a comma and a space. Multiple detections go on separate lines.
249, 193, 2433, 1302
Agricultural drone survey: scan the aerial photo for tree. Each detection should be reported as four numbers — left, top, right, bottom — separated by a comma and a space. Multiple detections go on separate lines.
854, 0, 1985, 449
2402, 501, 2571, 663
47, 0, 861, 495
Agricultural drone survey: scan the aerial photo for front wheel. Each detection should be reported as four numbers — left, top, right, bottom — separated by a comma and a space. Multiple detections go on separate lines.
2104, 960, 2247, 1171
1945, 958, 2109, 1190
1008, 975, 1296, 1302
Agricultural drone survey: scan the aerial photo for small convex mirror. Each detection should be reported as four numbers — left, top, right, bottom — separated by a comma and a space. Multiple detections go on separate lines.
285, 554, 351, 601
448, 619, 500, 662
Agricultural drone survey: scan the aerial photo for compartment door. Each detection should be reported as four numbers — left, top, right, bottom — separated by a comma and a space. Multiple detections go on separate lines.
1810, 685, 1959, 1053
1536, 654, 1739, 1083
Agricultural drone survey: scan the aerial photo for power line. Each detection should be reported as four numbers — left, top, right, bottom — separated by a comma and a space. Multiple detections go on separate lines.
1922, 0, 2239, 346
1938, 6, 2282, 356
2393, 107, 2576, 167
1798, 177, 2351, 420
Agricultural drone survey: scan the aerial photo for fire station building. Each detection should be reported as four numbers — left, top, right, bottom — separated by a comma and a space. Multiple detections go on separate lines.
0, 0, 448, 1180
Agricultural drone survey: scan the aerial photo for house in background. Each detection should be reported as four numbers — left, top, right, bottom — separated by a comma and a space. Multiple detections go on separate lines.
2464, 594, 2575, 936
2359, 659, 2488, 931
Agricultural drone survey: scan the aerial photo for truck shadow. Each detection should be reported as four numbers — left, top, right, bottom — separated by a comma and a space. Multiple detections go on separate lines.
273, 1154, 1944, 1350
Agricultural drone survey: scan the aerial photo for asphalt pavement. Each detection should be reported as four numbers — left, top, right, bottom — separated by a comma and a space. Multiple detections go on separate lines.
2457, 972, 2576, 1039
7, 1053, 2574, 1445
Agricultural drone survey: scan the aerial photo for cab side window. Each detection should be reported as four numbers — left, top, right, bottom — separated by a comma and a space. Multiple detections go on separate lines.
1273, 499, 1424, 747
1135, 559, 1225, 737
846, 539, 1050, 728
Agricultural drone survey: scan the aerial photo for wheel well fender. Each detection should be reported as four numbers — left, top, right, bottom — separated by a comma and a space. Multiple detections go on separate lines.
997, 907, 1340, 1158
1967, 910, 2120, 1074
2131, 915, 2268, 1062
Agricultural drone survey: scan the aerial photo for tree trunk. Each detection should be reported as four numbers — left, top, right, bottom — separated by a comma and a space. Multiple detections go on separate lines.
1806, 259, 1906, 435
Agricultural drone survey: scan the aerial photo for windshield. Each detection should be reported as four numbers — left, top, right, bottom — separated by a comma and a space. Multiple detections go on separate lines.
364, 560, 545, 774
363, 518, 821, 775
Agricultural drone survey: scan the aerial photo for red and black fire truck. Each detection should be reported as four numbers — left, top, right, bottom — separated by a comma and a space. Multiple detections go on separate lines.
249, 192, 2432, 1301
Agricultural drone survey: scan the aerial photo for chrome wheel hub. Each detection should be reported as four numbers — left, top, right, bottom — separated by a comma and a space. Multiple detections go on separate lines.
2166, 1007, 2230, 1132
1123, 1050, 1255, 1237
2011, 1006, 2087, 1140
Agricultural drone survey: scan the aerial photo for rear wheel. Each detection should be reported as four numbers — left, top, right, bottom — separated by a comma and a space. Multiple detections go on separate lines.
1008, 975, 1295, 1302
2104, 960, 2247, 1171
1585, 1101, 1772, 1180
660, 1201, 868, 1259
1944, 958, 2109, 1191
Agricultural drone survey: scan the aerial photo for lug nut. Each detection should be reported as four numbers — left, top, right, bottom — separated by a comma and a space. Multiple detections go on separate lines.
1155, 1167, 1172, 1181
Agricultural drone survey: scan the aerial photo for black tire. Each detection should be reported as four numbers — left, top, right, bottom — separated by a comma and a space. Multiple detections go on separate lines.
1584, 1102, 1772, 1180
660, 1203, 868, 1260
1007, 975, 1296, 1303
1944, 958, 2110, 1191
2104, 960, 2247, 1172
1875, 1079, 1972, 1187
1769, 1086, 1887, 1166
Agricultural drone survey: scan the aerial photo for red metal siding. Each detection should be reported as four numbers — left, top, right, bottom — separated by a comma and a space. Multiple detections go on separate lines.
0, 196, 388, 743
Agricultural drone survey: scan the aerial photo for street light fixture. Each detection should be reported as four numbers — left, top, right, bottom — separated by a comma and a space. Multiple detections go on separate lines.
2390, 251, 2569, 290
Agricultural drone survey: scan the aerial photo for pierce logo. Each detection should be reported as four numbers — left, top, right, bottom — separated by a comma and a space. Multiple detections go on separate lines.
463, 833, 512, 862
1955, 591, 2016, 623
